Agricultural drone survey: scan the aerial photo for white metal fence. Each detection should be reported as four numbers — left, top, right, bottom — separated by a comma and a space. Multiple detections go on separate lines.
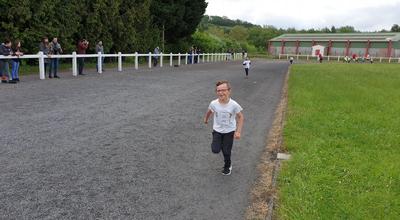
278, 54, 400, 63
0, 52, 243, 80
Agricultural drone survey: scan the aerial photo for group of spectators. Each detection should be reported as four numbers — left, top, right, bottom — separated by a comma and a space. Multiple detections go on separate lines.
38, 37, 63, 78
0, 37, 105, 83
344, 54, 373, 63
188, 46, 202, 64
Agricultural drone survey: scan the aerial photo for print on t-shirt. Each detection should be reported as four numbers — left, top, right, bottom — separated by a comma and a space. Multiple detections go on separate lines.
216, 111, 233, 127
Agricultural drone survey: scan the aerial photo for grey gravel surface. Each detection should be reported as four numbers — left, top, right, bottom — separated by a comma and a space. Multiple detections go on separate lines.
0, 60, 288, 220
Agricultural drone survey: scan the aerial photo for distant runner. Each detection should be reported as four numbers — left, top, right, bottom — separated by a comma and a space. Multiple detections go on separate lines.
242, 57, 251, 78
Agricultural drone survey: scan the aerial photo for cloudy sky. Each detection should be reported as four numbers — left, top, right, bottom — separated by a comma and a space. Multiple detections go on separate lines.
205, 0, 400, 31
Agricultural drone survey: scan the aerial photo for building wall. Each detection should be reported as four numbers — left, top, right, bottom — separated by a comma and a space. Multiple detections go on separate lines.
269, 40, 399, 57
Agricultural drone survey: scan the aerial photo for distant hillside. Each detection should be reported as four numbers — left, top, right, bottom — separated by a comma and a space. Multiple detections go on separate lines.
191, 15, 399, 54
200, 15, 259, 29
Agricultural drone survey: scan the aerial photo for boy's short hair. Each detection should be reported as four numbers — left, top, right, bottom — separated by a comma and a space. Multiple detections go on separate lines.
216, 80, 231, 89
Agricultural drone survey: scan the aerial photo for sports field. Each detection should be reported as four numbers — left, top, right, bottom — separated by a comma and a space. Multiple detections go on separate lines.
278, 63, 400, 219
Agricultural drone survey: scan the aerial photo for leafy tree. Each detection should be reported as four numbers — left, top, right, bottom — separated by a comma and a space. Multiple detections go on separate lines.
229, 25, 248, 42
151, 0, 207, 44
337, 26, 356, 33
390, 24, 400, 32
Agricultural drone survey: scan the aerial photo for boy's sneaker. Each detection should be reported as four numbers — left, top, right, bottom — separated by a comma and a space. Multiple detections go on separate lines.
222, 166, 232, 175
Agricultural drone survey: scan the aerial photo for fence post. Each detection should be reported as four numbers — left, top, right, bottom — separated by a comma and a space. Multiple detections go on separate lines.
135, 52, 138, 70
328, 56, 330, 61
207, 53, 210, 62
338, 56, 340, 62
148, 52, 152, 68
389, 57, 391, 63
160, 52, 163, 67
278, 54, 281, 59
72, 51, 77, 76
118, 52, 122, 72
380, 57, 382, 63
185, 53, 188, 65
202, 54, 205, 63
170, 53, 173, 66
97, 52, 102, 74
307, 55, 309, 61
38, 51, 45, 79
178, 53, 181, 66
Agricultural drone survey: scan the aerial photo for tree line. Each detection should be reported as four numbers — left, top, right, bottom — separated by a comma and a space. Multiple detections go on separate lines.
0, 0, 207, 54
193, 15, 400, 53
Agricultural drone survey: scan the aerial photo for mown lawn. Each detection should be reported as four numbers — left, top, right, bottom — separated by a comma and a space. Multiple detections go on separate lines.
278, 63, 400, 219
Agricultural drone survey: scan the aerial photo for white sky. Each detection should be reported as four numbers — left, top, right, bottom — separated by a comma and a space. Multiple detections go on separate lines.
205, 0, 400, 31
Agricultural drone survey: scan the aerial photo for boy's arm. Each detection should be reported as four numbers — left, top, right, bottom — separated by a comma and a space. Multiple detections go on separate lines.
234, 111, 244, 139
204, 109, 213, 124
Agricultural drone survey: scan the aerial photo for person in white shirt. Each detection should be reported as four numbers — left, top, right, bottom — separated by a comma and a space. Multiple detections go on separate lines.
203, 80, 244, 175
242, 57, 251, 78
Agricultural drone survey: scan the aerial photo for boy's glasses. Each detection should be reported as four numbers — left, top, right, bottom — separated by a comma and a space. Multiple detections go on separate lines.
216, 89, 230, 92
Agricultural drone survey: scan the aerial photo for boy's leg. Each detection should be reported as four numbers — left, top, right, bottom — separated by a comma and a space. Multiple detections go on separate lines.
221, 131, 235, 169
211, 131, 222, 154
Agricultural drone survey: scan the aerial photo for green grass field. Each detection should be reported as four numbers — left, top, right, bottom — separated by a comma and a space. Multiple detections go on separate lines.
278, 63, 400, 219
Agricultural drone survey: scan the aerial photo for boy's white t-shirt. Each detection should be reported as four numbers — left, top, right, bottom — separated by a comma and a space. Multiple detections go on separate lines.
208, 98, 243, 133
243, 60, 251, 69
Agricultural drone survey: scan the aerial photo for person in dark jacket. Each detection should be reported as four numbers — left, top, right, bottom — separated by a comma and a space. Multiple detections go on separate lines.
0, 39, 12, 83
77, 39, 89, 75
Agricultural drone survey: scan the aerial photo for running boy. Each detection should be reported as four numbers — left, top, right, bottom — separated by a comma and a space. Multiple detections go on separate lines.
204, 80, 244, 175
242, 57, 251, 78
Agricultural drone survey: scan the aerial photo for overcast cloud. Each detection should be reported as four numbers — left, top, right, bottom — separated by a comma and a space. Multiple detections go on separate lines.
205, 0, 400, 31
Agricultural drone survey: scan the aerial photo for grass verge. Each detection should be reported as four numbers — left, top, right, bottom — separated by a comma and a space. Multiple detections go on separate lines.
245, 68, 289, 219
278, 63, 400, 219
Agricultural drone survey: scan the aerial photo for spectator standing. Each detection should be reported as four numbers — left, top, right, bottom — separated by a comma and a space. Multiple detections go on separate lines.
318, 53, 323, 63
10, 40, 23, 83
194, 46, 198, 64
188, 46, 194, 64
0, 39, 12, 83
49, 37, 63, 78
153, 46, 160, 67
39, 37, 51, 78
77, 39, 89, 75
198, 48, 202, 62
95, 41, 104, 72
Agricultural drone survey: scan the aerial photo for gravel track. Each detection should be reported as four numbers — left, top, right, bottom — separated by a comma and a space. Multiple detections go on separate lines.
0, 60, 289, 219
